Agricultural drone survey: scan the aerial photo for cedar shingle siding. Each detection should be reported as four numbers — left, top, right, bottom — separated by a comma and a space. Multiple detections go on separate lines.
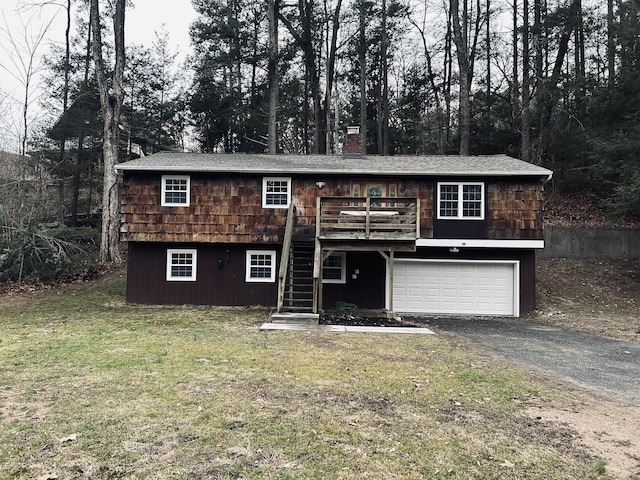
121, 173, 544, 243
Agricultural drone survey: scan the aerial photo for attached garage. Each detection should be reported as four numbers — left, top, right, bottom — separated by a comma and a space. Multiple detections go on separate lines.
392, 259, 519, 316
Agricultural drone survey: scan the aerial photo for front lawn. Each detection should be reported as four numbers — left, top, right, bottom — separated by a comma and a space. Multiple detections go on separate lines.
0, 269, 605, 479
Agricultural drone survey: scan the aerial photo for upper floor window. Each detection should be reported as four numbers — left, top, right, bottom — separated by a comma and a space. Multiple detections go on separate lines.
437, 182, 484, 220
162, 175, 190, 207
246, 250, 276, 282
262, 177, 291, 208
166, 249, 197, 281
322, 252, 346, 284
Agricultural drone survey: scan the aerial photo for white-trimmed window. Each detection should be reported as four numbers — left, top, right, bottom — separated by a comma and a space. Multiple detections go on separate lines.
166, 249, 197, 281
246, 250, 276, 282
262, 177, 291, 208
322, 252, 346, 284
437, 182, 484, 220
162, 175, 190, 206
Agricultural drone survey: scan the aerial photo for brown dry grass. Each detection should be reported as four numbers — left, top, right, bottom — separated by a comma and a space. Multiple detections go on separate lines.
534, 258, 640, 343
0, 263, 638, 479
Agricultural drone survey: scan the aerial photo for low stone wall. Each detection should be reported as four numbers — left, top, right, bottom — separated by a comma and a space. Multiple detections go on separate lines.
539, 226, 640, 259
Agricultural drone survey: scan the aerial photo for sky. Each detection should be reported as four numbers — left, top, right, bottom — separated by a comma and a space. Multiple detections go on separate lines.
0, 0, 197, 153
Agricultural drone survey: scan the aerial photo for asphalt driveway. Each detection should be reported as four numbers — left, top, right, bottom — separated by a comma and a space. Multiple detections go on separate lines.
428, 318, 640, 404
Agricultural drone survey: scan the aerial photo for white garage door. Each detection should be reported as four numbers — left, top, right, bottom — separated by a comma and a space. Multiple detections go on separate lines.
393, 260, 517, 316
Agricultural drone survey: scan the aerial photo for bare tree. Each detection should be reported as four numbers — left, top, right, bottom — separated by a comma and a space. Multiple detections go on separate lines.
279, 0, 327, 154
91, 0, 125, 263
0, 8, 55, 154
450, 0, 484, 155
324, 0, 343, 154
408, 3, 446, 154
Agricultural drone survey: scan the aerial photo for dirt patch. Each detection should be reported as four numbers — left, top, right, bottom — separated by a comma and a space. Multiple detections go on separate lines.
526, 390, 640, 480
544, 191, 640, 229
534, 258, 640, 343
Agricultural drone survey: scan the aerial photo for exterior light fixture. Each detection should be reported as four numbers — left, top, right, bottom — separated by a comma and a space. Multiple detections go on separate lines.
316, 181, 326, 188
449, 247, 460, 253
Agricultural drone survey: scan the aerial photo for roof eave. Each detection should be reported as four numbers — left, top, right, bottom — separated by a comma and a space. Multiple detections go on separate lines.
114, 165, 553, 179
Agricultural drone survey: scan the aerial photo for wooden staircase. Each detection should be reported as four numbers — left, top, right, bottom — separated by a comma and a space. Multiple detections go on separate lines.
277, 204, 318, 314
281, 241, 315, 312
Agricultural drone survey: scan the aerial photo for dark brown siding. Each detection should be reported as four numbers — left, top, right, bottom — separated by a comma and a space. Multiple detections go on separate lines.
396, 248, 537, 314
322, 252, 386, 309
126, 242, 278, 306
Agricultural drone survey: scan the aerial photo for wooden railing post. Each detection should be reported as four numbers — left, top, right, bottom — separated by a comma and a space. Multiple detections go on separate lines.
415, 197, 420, 238
365, 196, 371, 238
313, 239, 322, 313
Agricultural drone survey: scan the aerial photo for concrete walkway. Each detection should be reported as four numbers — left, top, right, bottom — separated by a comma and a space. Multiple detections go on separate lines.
259, 323, 435, 334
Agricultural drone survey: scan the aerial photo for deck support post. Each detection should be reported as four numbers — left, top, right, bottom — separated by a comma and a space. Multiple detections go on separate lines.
378, 249, 395, 318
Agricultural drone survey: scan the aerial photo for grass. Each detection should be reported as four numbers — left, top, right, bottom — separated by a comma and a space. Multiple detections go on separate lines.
0, 269, 605, 479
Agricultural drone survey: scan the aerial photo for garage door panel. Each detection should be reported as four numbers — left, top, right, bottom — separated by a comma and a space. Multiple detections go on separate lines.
393, 261, 516, 316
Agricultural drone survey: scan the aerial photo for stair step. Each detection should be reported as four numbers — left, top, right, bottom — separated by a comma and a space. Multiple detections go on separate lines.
271, 312, 319, 324
282, 241, 316, 313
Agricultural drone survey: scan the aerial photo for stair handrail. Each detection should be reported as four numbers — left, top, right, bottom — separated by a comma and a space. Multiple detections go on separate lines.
277, 203, 296, 312
312, 238, 321, 313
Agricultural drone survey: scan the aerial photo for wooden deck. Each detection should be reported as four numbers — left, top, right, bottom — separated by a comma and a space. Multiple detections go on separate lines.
317, 196, 419, 241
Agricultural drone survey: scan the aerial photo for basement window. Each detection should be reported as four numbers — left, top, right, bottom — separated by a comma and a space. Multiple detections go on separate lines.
437, 182, 484, 220
162, 175, 190, 206
166, 249, 197, 281
322, 252, 346, 284
246, 250, 276, 282
262, 177, 291, 208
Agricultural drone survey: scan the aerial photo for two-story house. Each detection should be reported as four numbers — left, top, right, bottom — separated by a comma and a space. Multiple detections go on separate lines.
115, 128, 552, 317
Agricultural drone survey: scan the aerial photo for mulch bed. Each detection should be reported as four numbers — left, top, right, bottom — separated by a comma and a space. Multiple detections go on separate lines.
320, 311, 420, 327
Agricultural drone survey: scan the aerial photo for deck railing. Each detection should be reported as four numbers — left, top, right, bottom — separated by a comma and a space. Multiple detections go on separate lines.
317, 196, 419, 241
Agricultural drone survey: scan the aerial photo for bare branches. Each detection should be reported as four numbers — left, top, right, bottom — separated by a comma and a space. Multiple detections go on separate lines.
0, 6, 57, 153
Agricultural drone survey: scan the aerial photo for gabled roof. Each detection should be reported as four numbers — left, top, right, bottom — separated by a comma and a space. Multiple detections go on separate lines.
115, 152, 553, 179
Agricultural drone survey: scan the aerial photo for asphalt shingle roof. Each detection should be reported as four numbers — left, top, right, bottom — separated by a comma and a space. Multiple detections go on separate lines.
115, 152, 553, 178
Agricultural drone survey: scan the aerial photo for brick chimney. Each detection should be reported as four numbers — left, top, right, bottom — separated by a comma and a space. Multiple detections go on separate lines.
344, 126, 362, 157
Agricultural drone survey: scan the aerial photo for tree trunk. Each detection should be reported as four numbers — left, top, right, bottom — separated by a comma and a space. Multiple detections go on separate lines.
574, 0, 585, 118
359, 0, 367, 154
451, 0, 471, 155
62, 0, 73, 225
607, 0, 615, 84
512, 0, 519, 137
486, 0, 491, 136
268, 0, 279, 154
444, 8, 453, 148
324, 0, 343, 154
92, 0, 125, 263
410, 15, 445, 153
279, 0, 325, 153
534, 0, 580, 165
521, 0, 531, 162
380, 0, 389, 155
